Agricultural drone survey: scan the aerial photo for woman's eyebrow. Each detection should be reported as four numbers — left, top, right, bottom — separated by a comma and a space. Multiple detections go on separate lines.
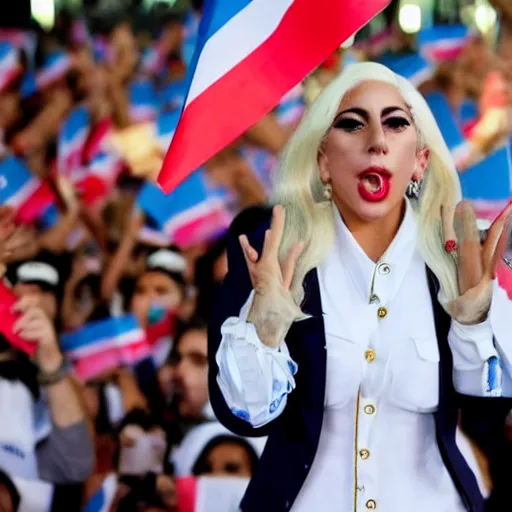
336, 107, 368, 119
381, 106, 410, 117
336, 106, 411, 120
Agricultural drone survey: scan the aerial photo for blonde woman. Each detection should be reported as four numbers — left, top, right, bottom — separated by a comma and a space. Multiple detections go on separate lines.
208, 62, 512, 512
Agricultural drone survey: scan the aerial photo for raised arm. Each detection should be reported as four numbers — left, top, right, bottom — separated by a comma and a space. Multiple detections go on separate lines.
208, 205, 304, 436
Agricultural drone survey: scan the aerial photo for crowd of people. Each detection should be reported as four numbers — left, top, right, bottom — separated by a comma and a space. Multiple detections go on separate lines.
0, 1, 511, 510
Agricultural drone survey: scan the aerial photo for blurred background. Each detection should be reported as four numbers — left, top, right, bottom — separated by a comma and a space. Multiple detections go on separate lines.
0, 0, 511, 511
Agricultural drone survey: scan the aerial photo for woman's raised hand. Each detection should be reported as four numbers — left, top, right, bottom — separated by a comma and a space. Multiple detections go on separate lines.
238, 205, 304, 348
445, 200, 512, 324
239, 205, 303, 294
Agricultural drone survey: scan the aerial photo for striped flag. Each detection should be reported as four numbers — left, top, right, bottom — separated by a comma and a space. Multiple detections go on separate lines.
58, 109, 123, 207
177, 476, 249, 512
0, 281, 37, 356
36, 51, 71, 90
419, 25, 475, 64
376, 52, 434, 87
275, 83, 305, 127
138, 169, 232, 248
0, 156, 58, 229
60, 315, 150, 381
460, 145, 512, 222
424, 92, 472, 168
0, 41, 21, 92
128, 79, 160, 124
57, 105, 91, 176
83, 474, 118, 512
157, 0, 392, 193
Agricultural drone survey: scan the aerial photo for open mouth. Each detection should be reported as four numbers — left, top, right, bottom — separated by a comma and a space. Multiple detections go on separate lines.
357, 167, 391, 202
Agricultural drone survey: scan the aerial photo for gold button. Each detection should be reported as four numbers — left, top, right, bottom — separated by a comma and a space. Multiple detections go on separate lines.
364, 404, 376, 415
377, 306, 387, 319
365, 349, 376, 363
359, 448, 370, 460
366, 499, 377, 510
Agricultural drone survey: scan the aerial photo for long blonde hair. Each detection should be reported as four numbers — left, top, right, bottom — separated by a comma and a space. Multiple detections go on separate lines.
272, 62, 461, 309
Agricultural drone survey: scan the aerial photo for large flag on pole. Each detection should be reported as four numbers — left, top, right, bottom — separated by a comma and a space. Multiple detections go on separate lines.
157, 0, 392, 193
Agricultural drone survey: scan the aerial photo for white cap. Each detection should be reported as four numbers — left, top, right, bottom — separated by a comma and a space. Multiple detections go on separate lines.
172, 421, 266, 477
147, 249, 186, 274
17, 262, 59, 287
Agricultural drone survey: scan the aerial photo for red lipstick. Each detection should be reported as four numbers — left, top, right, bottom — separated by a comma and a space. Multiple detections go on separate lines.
357, 166, 392, 202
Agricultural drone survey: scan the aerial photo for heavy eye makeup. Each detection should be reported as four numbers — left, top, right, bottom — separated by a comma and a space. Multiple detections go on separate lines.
333, 115, 411, 132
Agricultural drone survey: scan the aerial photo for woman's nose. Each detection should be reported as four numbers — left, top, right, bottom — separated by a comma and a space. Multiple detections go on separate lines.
367, 124, 388, 155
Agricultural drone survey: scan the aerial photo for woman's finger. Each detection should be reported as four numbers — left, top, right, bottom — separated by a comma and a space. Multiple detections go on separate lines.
484, 204, 512, 279
239, 234, 259, 263
262, 205, 286, 260
441, 203, 457, 247
482, 201, 512, 275
454, 201, 483, 295
282, 241, 304, 290
239, 234, 259, 286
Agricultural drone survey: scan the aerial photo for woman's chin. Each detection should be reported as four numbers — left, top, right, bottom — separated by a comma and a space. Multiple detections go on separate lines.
351, 196, 405, 223
354, 201, 395, 221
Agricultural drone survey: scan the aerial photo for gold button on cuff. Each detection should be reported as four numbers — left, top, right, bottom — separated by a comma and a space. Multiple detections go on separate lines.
377, 306, 387, 319
359, 449, 370, 460
366, 499, 377, 510
364, 404, 376, 415
365, 349, 376, 363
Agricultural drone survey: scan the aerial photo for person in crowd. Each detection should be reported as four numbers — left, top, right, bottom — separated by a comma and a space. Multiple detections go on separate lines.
173, 421, 264, 479
0, 294, 94, 484
7, 250, 70, 325
0, 470, 20, 512
209, 62, 512, 512
169, 317, 210, 427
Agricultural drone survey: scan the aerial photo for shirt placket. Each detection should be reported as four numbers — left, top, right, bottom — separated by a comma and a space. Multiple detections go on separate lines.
354, 259, 405, 511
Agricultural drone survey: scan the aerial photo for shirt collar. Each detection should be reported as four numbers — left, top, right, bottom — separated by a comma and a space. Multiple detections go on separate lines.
332, 199, 418, 303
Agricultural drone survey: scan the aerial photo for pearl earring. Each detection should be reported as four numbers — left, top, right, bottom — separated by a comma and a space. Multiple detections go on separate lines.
323, 183, 333, 201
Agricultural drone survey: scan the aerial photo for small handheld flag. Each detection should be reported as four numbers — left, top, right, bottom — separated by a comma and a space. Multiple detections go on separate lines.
0, 156, 58, 229
138, 169, 232, 248
60, 315, 150, 381
424, 92, 472, 167
0, 282, 37, 356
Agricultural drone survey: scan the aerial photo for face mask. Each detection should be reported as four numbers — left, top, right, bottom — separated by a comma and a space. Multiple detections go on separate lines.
147, 303, 168, 326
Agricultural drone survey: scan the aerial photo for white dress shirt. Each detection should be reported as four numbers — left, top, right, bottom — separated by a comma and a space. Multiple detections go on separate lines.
216, 200, 512, 512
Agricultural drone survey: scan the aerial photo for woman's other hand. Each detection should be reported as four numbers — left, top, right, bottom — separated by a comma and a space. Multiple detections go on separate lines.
238, 205, 304, 347
446, 200, 512, 324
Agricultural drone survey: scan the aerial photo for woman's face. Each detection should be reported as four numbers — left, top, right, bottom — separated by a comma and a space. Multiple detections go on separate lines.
130, 272, 183, 329
203, 441, 253, 478
318, 80, 429, 224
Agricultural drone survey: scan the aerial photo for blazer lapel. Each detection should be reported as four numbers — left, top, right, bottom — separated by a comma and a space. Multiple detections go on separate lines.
285, 269, 327, 444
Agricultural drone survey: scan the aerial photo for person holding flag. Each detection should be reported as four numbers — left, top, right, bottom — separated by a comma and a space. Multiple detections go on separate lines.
208, 61, 512, 512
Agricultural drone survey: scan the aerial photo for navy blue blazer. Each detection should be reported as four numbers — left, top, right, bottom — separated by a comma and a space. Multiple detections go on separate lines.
208, 206, 512, 512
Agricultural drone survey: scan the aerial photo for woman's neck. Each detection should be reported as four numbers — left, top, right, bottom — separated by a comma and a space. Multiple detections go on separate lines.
336, 199, 406, 263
